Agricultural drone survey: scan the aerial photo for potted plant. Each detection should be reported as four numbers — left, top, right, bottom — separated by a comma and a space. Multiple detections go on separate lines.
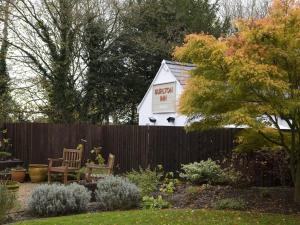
0, 129, 24, 171
3, 180, 20, 192
90, 146, 105, 165
11, 166, 26, 183
0, 129, 12, 161
0, 175, 20, 192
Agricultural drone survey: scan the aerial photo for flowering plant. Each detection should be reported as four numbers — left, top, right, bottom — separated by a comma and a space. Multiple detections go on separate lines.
90, 146, 105, 165
0, 129, 12, 160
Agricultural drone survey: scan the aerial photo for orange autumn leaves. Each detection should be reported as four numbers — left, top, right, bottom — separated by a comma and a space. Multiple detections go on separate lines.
173, 0, 300, 130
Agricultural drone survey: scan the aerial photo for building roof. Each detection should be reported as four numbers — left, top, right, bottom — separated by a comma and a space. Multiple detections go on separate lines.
164, 60, 196, 87
137, 60, 196, 111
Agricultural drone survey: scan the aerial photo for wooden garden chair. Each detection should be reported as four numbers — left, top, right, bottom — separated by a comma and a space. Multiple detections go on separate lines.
85, 153, 115, 182
48, 148, 83, 185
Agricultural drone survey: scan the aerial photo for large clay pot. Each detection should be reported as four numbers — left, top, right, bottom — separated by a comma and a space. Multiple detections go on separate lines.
28, 164, 48, 183
11, 168, 26, 183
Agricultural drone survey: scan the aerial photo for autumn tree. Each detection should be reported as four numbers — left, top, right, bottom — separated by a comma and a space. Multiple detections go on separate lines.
174, 0, 300, 202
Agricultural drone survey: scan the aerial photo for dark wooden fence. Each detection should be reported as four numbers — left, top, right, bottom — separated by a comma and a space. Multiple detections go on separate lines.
3, 123, 240, 173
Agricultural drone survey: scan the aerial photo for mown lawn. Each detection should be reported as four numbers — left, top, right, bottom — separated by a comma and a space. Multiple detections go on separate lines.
14, 209, 300, 225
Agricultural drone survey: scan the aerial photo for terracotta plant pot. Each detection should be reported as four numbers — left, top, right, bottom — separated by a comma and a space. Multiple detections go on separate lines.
28, 164, 48, 183
11, 168, 26, 183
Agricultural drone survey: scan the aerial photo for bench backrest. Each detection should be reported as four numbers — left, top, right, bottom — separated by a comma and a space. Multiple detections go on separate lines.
63, 148, 82, 169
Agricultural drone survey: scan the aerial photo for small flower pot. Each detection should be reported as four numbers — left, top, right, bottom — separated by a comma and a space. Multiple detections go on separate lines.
11, 168, 26, 183
28, 164, 48, 183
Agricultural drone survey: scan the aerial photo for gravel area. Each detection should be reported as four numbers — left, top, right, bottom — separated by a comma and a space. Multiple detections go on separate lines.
13, 183, 41, 212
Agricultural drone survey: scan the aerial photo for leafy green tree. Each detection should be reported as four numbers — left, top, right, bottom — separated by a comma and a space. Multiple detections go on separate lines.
117, 0, 230, 123
8, 0, 85, 123
174, 0, 300, 202
0, 0, 16, 122
81, 2, 129, 124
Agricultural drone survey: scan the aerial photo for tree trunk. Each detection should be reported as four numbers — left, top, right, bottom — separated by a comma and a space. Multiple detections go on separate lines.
295, 159, 300, 203
0, 0, 11, 96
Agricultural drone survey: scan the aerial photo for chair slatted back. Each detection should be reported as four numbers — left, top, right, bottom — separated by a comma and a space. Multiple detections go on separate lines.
62, 148, 82, 169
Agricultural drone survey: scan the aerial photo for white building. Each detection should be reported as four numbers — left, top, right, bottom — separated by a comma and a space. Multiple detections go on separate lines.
138, 60, 194, 126
138, 59, 291, 129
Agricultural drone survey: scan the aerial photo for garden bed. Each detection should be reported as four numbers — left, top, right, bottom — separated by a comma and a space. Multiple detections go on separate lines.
166, 184, 300, 214
5, 183, 300, 224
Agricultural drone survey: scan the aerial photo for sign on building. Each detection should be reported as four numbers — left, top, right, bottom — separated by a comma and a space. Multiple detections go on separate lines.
152, 82, 176, 113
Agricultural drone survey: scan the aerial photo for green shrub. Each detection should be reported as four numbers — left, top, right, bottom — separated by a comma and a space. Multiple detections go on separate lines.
95, 176, 141, 210
213, 198, 247, 210
201, 183, 213, 190
186, 186, 201, 198
221, 167, 243, 186
28, 183, 91, 216
0, 186, 16, 222
159, 172, 179, 194
180, 159, 225, 184
126, 167, 161, 196
142, 195, 170, 209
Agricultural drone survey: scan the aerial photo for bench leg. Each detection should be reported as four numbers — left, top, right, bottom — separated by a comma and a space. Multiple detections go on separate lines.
63, 171, 67, 185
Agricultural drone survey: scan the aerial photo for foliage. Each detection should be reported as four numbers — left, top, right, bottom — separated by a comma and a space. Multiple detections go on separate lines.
0, 186, 16, 223
0, 0, 15, 123
234, 129, 284, 153
141, 195, 170, 209
180, 159, 226, 184
126, 167, 162, 196
113, 0, 230, 123
95, 176, 141, 210
89, 147, 105, 165
201, 183, 214, 191
0, 129, 12, 159
5, 0, 230, 124
213, 198, 247, 210
224, 150, 292, 187
9, 0, 86, 123
81, 6, 130, 124
221, 167, 243, 186
174, 0, 300, 202
27, 183, 91, 216
159, 172, 179, 194
11, 209, 300, 225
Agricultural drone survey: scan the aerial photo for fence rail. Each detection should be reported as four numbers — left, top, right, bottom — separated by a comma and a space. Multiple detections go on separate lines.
2, 123, 240, 173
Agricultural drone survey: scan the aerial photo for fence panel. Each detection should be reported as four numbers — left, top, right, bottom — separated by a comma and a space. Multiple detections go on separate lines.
3, 123, 239, 173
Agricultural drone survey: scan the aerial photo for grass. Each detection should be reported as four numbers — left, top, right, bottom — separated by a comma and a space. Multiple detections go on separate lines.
14, 209, 300, 225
